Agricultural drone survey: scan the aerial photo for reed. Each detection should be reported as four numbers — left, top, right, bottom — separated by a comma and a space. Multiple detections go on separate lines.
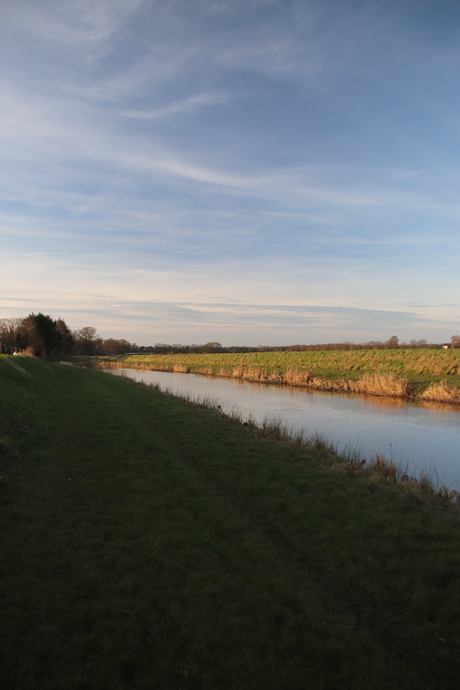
173, 363, 190, 373
215, 366, 409, 397
194, 366, 215, 376
420, 380, 460, 403
284, 368, 313, 386
351, 372, 410, 397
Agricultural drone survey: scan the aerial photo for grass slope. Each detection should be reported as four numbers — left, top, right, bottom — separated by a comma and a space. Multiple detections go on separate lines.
1, 357, 460, 689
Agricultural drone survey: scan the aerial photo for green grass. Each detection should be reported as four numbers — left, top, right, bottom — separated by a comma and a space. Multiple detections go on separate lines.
0, 355, 56, 459
2, 357, 460, 688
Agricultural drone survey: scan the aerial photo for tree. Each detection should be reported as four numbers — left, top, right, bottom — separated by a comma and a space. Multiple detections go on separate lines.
451, 336, 460, 349
102, 338, 132, 355
74, 327, 102, 355
56, 318, 74, 355
0, 318, 22, 353
1, 314, 73, 356
202, 342, 224, 353
16, 313, 64, 356
384, 335, 399, 350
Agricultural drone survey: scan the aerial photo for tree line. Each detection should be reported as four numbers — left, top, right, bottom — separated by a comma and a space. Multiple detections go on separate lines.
1, 315, 459, 356
0, 315, 134, 357
148, 335, 459, 354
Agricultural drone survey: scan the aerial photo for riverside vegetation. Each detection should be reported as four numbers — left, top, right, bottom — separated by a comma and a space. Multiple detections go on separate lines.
106, 348, 460, 403
2, 356, 460, 689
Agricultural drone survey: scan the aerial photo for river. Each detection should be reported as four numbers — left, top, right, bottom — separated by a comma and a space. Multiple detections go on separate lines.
107, 368, 460, 489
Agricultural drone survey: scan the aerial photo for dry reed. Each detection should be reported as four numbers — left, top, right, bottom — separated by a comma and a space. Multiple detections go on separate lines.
420, 380, 460, 404
103, 358, 460, 403
173, 364, 190, 373
351, 372, 409, 397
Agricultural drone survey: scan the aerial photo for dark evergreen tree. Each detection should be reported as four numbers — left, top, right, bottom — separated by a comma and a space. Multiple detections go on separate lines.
56, 318, 74, 355
16, 313, 71, 356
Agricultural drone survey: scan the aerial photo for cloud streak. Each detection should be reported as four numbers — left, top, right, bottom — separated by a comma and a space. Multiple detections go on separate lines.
1, 0, 459, 343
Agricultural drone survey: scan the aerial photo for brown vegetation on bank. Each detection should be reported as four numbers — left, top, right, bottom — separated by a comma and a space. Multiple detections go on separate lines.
106, 360, 413, 399
420, 381, 460, 404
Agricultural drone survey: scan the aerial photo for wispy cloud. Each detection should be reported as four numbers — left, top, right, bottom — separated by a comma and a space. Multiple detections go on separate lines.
120, 92, 228, 119
5, 0, 145, 44
1, 0, 459, 343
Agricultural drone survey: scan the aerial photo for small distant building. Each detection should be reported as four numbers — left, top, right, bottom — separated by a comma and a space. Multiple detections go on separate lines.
442, 344, 450, 349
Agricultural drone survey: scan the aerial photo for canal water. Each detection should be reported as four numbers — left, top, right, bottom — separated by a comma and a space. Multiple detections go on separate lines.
107, 368, 460, 489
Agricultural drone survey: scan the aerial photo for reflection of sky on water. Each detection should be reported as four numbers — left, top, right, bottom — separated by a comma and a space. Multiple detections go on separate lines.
108, 369, 460, 489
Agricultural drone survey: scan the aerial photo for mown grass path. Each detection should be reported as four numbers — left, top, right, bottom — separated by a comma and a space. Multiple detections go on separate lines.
2, 362, 460, 689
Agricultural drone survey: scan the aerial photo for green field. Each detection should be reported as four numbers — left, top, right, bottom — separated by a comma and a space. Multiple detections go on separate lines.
2, 356, 460, 688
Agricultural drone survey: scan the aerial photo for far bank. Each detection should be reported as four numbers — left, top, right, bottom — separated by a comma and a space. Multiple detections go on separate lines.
101, 348, 460, 404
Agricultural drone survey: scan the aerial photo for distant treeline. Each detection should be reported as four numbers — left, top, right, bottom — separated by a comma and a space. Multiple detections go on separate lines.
0, 315, 130, 357
150, 337, 447, 354
1, 315, 458, 356
137, 335, 460, 353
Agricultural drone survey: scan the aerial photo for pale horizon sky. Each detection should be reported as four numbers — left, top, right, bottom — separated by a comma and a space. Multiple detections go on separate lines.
1, 0, 459, 346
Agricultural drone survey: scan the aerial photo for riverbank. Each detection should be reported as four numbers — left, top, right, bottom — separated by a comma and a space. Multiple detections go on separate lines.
2, 356, 460, 688
104, 349, 460, 403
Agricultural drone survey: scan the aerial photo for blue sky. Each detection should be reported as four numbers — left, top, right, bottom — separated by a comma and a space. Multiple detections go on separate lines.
1, 0, 459, 345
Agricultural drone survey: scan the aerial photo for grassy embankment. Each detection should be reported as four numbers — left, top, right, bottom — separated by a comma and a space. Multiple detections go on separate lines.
2, 355, 460, 689
109, 349, 460, 402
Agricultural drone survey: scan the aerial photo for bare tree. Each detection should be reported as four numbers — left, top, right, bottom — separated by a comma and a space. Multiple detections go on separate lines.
0, 318, 23, 353
384, 335, 399, 349
74, 327, 102, 355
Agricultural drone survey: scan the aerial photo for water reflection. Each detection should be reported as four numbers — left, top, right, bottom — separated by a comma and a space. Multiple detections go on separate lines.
107, 368, 460, 489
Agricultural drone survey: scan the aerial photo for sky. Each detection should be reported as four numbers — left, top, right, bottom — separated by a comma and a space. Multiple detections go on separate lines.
1, 0, 460, 346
